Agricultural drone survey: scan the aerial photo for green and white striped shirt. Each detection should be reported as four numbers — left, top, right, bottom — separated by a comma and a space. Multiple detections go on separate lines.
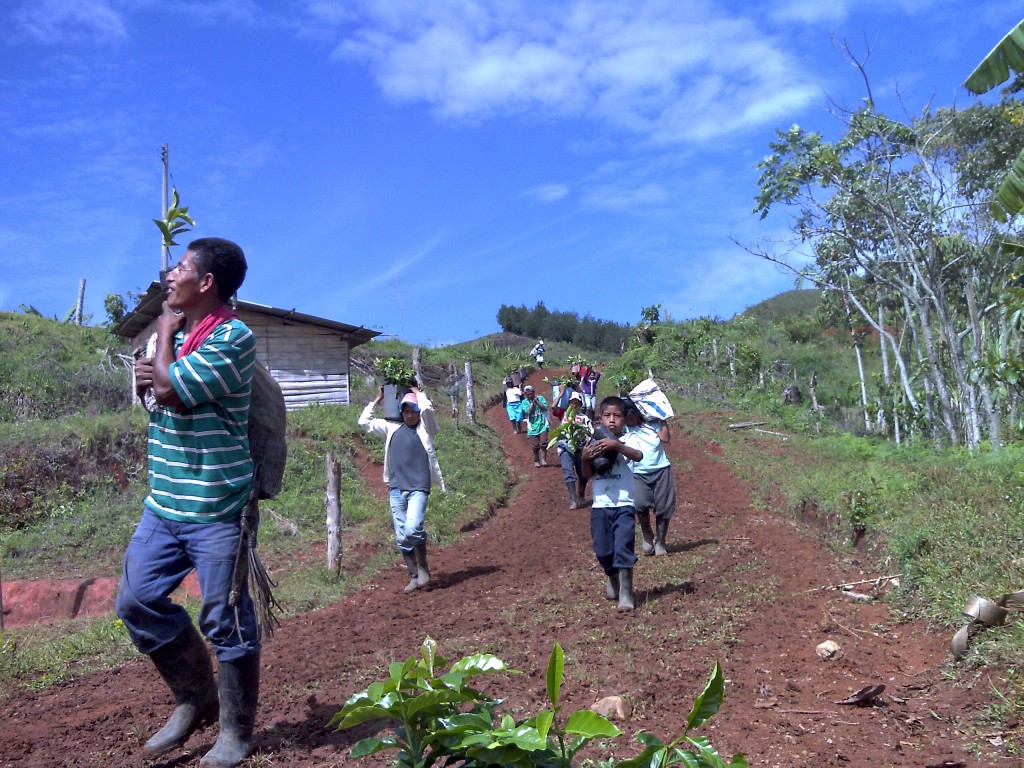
145, 318, 255, 524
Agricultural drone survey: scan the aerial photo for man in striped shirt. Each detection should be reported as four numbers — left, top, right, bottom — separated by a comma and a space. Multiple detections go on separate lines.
116, 238, 260, 768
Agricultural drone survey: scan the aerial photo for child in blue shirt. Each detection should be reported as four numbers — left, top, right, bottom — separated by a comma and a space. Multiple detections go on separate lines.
624, 400, 676, 556
582, 396, 643, 611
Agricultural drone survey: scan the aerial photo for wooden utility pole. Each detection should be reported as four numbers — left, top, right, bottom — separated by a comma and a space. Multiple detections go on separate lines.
325, 453, 342, 576
161, 143, 170, 271
464, 360, 476, 425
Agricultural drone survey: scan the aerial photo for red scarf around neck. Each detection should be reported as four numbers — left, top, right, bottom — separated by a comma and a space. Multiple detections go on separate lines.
176, 305, 239, 360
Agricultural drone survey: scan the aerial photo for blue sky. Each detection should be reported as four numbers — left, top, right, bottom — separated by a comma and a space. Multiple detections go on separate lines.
2, 1, 1020, 345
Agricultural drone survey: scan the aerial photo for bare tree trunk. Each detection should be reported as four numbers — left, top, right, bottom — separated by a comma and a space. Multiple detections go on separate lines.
965, 277, 1001, 446
325, 453, 342, 577
76, 279, 86, 325
841, 285, 870, 432
809, 371, 824, 414
464, 360, 476, 425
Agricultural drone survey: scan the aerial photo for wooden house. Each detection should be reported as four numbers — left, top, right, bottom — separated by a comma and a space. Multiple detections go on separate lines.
113, 283, 379, 410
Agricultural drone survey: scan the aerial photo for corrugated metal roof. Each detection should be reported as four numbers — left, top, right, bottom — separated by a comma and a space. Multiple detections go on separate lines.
111, 282, 380, 347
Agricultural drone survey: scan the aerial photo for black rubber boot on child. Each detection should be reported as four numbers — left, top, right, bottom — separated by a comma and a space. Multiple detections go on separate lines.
567, 482, 579, 510
637, 511, 655, 555
605, 572, 619, 601
655, 518, 670, 556
414, 542, 431, 588
402, 550, 419, 593
617, 569, 635, 612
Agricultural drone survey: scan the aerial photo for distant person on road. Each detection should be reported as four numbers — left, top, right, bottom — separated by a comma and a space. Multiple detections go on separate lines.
530, 339, 545, 367
624, 400, 676, 556
582, 396, 643, 611
522, 384, 550, 467
359, 386, 446, 594
116, 237, 262, 768
503, 376, 524, 434
580, 367, 601, 419
555, 391, 593, 509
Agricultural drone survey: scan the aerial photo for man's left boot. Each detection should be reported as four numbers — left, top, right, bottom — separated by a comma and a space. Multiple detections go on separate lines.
414, 542, 431, 588
539, 449, 548, 466
200, 653, 260, 768
144, 624, 218, 758
655, 518, 670, 556
617, 569, 635, 612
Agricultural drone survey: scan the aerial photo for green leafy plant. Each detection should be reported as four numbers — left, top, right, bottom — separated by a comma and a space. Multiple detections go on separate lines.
152, 187, 196, 249
543, 374, 577, 388
331, 638, 743, 768
548, 406, 590, 452
613, 661, 747, 768
373, 356, 417, 387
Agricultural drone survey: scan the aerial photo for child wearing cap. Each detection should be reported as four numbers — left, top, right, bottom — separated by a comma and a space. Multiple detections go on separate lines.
359, 385, 446, 594
582, 396, 644, 611
522, 385, 550, 467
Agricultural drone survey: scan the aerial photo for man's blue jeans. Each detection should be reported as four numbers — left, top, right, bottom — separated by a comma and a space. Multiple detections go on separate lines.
389, 489, 429, 553
115, 508, 260, 661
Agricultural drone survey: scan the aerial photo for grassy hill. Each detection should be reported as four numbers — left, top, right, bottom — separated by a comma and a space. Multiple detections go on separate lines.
740, 288, 821, 322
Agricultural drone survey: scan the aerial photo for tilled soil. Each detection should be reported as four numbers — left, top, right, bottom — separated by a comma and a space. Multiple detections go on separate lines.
0, 374, 1002, 767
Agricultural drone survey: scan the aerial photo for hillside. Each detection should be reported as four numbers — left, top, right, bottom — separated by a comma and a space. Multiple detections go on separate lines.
740, 288, 821, 322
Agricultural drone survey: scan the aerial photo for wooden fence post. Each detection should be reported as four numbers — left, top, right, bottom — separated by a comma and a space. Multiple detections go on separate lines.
325, 452, 342, 576
464, 360, 476, 425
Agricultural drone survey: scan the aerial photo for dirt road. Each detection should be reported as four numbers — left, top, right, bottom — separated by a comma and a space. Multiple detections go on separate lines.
0, 376, 997, 767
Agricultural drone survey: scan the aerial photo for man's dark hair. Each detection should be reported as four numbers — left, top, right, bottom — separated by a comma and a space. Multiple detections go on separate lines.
599, 395, 627, 415
188, 237, 247, 302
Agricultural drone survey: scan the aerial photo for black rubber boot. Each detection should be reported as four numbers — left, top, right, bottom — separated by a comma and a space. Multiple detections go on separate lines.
414, 542, 431, 588
637, 511, 655, 555
605, 572, 619, 601
200, 654, 260, 768
539, 449, 548, 466
567, 482, 579, 510
402, 550, 419, 593
144, 624, 218, 758
617, 569, 635, 612
655, 518, 670, 556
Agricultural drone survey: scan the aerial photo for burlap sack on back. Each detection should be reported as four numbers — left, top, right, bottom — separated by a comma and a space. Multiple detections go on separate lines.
249, 361, 287, 499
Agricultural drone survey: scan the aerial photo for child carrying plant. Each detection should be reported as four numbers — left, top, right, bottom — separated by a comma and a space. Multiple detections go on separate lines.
582, 396, 643, 611
522, 385, 550, 467
552, 391, 593, 509
623, 400, 675, 556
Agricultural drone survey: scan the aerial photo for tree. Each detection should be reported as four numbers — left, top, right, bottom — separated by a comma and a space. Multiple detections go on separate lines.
964, 19, 1024, 221
749, 85, 1024, 448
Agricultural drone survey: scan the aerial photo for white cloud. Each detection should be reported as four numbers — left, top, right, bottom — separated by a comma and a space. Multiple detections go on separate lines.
328, 0, 820, 144
11, 0, 128, 44
526, 183, 569, 203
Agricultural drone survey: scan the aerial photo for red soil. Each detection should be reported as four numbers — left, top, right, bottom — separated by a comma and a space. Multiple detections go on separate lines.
0, 373, 1003, 767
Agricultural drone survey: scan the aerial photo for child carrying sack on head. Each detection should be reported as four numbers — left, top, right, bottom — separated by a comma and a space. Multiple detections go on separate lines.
582, 396, 643, 612
623, 399, 675, 556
